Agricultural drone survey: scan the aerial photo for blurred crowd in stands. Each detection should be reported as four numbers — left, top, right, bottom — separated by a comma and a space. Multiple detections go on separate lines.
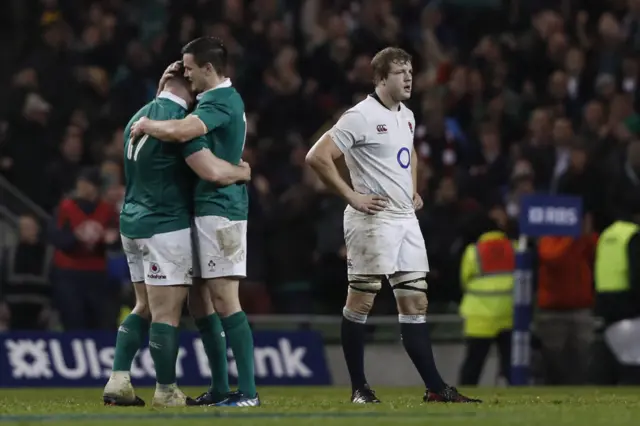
1, 0, 640, 333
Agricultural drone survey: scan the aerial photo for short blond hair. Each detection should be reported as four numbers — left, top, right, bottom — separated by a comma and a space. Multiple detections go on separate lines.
371, 47, 412, 84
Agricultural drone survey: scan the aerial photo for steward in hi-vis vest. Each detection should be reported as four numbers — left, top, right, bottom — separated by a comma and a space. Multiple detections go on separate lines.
458, 215, 515, 385
590, 217, 640, 385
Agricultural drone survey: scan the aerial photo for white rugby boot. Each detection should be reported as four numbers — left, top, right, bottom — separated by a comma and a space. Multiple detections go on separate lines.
103, 371, 145, 406
151, 383, 196, 407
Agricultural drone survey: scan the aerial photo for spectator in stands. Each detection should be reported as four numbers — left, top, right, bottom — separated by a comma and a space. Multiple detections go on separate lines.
1, 0, 640, 324
42, 124, 86, 211
49, 167, 118, 330
536, 212, 597, 385
0, 214, 52, 330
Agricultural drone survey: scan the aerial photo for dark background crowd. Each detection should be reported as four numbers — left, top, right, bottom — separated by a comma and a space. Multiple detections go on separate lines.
1, 0, 639, 336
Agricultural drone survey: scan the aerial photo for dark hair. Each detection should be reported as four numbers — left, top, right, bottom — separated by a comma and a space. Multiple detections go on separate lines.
181, 37, 228, 76
371, 47, 412, 84
165, 61, 190, 86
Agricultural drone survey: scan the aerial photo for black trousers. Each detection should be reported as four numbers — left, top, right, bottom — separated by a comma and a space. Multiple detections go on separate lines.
460, 330, 512, 385
53, 268, 115, 330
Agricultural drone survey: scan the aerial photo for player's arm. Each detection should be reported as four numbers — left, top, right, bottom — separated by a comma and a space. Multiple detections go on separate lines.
411, 147, 418, 191
183, 137, 250, 186
133, 100, 232, 143
411, 146, 423, 210
306, 111, 387, 214
305, 132, 356, 201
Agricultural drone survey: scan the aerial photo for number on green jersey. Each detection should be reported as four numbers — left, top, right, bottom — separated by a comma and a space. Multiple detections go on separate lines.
126, 134, 149, 162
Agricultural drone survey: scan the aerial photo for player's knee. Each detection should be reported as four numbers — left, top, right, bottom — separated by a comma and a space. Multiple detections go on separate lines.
188, 283, 214, 319
131, 282, 150, 319
396, 292, 428, 316
344, 275, 382, 317
151, 306, 181, 326
389, 272, 428, 315
147, 286, 187, 326
132, 301, 151, 320
209, 278, 241, 317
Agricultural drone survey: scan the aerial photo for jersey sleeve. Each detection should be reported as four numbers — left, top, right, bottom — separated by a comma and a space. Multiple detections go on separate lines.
191, 98, 232, 133
181, 136, 210, 158
328, 110, 367, 153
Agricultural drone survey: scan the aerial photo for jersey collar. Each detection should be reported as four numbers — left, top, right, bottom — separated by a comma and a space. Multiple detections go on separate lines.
196, 78, 233, 100
369, 91, 400, 111
157, 91, 188, 110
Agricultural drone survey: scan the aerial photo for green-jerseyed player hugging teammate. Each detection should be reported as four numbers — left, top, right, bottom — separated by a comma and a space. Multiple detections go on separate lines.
130, 37, 259, 407
103, 61, 250, 408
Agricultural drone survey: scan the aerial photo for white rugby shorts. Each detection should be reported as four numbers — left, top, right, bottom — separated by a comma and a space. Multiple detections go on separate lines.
193, 215, 247, 279
121, 228, 194, 286
343, 212, 429, 276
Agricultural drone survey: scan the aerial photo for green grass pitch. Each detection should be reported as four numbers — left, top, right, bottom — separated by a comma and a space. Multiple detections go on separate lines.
1, 387, 639, 426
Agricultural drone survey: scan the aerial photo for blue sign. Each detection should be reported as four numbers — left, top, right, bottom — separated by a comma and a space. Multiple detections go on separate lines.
0, 331, 331, 387
518, 194, 583, 237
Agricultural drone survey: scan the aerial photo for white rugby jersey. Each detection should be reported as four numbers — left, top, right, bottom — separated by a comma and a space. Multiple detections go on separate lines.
329, 94, 416, 217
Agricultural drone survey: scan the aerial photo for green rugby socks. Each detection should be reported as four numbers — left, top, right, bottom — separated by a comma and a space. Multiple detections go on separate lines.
195, 314, 231, 398
221, 312, 256, 398
112, 313, 149, 372
149, 323, 180, 385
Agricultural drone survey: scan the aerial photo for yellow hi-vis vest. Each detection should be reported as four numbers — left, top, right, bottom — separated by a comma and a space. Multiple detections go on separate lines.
595, 221, 639, 293
459, 231, 515, 338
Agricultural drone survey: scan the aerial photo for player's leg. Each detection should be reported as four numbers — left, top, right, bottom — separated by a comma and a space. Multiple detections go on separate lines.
342, 274, 382, 403
142, 229, 196, 407
341, 214, 397, 403
188, 280, 233, 405
394, 218, 480, 403
147, 284, 192, 406
103, 237, 148, 406
196, 215, 259, 407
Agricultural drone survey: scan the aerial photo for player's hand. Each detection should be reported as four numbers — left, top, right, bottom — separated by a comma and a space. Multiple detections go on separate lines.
130, 117, 149, 138
239, 160, 252, 181
413, 193, 424, 211
348, 192, 388, 215
157, 61, 182, 95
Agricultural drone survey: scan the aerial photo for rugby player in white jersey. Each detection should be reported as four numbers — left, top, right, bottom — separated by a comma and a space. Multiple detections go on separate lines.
306, 47, 481, 404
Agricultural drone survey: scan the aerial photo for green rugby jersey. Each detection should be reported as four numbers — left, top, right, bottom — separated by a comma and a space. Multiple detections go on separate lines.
183, 80, 248, 221
120, 92, 207, 239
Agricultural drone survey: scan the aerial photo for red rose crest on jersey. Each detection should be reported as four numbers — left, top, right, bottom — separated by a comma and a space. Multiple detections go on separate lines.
408, 121, 413, 134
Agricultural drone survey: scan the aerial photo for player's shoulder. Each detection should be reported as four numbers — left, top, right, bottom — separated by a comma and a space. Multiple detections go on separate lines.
126, 102, 152, 129
339, 99, 372, 123
350, 96, 377, 115
399, 102, 415, 121
198, 87, 242, 107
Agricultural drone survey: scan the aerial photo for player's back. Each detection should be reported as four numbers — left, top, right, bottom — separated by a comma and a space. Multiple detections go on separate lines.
193, 86, 248, 221
341, 96, 416, 217
121, 96, 195, 239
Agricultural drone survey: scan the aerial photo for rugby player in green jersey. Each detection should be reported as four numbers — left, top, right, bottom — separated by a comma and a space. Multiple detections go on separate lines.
103, 65, 250, 408
131, 37, 259, 407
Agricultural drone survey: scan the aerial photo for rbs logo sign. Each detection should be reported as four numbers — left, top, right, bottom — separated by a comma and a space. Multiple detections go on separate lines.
519, 194, 582, 237
527, 206, 579, 226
